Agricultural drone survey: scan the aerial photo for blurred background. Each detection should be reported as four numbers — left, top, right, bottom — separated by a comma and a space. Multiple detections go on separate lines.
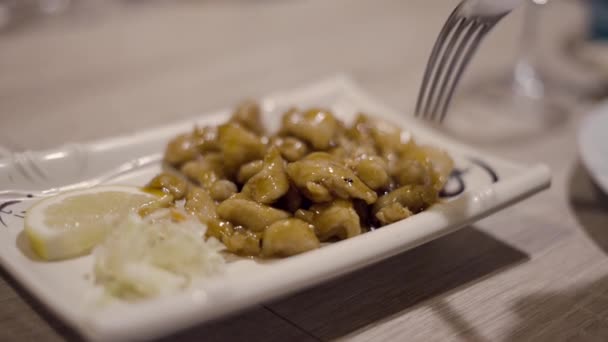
0, 0, 606, 153
2, 2, 608, 341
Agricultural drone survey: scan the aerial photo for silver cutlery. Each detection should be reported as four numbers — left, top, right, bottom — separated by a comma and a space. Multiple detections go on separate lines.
415, 0, 521, 122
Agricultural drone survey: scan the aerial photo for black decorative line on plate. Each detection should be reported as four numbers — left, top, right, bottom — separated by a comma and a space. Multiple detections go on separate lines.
440, 167, 469, 198
470, 158, 499, 183
0, 200, 22, 228
439, 158, 499, 198
0, 194, 32, 228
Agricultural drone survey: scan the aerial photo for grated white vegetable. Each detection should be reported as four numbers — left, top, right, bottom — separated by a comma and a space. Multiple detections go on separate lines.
92, 210, 225, 301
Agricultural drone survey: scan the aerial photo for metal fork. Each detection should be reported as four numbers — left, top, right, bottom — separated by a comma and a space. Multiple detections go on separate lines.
415, 0, 518, 122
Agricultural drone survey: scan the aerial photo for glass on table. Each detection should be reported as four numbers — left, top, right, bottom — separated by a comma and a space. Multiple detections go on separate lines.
439, 0, 572, 145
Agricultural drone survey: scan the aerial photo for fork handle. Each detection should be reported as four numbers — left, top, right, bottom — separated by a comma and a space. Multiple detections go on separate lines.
461, 0, 522, 17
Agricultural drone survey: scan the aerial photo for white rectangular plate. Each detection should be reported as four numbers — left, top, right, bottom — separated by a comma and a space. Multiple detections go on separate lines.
0, 76, 550, 341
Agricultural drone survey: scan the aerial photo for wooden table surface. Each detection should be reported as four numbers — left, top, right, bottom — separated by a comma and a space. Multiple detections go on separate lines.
1, 0, 608, 341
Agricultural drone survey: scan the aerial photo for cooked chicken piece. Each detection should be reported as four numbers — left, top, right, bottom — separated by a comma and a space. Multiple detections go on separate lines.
347, 114, 406, 154
304, 151, 335, 161
328, 146, 348, 163
180, 153, 225, 189
205, 219, 234, 242
309, 199, 361, 241
270, 136, 309, 162
346, 114, 374, 144
393, 159, 433, 187
218, 122, 266, 175
375, 202, 413, 226
395, 142, 454, 191
354, 157, 390, 190
370, 119, 410, 157
217, 197, 290, 232
237, 160, 264, 184
294, 208, 314, 223
224, 229, 263, 256
209, 180, 238, 202
138, 193, 174, 217
184, 187, 218, 224
145, 172, 188, 200
230, 100, 265, 136
164, 126, 220, 166
286, 153, 377, 204
242, 147, 289, 204
164, 133, 199, 166
281, 108, 338, 150
303, 181, 333, 203
262, 218, 320, 257
421, 146, 453, 184
329, 133, 377, 166
372, 185, 438, 221
192, 125, 220, 154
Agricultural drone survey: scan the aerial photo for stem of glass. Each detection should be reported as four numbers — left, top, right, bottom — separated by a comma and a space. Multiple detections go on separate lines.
513, 0, 546, 99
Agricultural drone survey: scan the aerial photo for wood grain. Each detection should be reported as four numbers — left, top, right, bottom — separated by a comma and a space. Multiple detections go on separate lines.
1, 0, 607, 341
267, 227, 529, 340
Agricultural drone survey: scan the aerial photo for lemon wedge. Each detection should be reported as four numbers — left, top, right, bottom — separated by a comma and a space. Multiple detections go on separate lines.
24, 185, 157, 261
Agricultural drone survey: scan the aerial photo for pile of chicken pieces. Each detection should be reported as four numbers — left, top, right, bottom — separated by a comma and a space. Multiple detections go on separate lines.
144, 101, 453, 258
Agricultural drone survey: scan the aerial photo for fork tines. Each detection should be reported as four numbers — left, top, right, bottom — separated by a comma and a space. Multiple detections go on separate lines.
415, 5, 505, 123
